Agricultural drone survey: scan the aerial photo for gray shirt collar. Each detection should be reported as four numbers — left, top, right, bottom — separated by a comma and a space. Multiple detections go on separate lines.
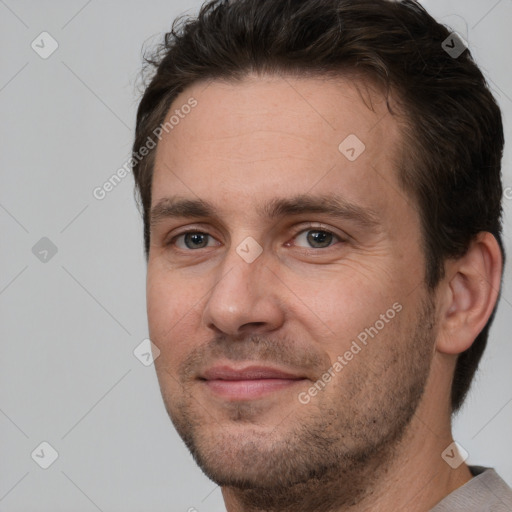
430, 466, 512, 511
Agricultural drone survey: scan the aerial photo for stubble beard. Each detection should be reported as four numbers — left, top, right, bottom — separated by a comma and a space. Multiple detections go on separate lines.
159, 295, 436, 511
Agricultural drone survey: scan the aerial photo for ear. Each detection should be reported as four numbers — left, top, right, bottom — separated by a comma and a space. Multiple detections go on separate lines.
436, 232, 503, 355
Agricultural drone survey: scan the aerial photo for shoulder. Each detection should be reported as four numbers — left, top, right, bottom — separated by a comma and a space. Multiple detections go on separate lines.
430, 466, 512, 511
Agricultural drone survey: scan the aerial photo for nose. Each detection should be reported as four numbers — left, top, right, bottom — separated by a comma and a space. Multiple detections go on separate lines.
201, 244, 285, 337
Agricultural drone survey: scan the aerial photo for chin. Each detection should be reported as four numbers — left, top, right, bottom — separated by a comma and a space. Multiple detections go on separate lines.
190, 430, 326, 489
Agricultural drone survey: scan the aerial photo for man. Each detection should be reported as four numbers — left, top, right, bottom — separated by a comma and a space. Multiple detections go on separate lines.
131, 0, 512, 510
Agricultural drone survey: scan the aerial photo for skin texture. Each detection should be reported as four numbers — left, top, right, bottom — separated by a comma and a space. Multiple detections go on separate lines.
146, 74, 502, 511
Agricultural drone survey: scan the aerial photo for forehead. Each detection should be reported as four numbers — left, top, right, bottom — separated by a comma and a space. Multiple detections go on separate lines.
151, 74, 407, 223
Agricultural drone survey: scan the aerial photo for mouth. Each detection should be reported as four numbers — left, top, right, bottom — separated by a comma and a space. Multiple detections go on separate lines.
199, 364, 307, 401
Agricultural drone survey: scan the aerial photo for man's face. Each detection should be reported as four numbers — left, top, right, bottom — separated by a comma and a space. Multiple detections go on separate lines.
147, 75, 437, 491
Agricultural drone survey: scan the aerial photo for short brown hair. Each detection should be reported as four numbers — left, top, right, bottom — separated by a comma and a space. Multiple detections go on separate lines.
132, 0, 505, 412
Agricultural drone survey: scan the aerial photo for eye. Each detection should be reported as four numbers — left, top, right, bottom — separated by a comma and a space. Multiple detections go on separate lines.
293, 228, 342, 249
172, 231, 219, 250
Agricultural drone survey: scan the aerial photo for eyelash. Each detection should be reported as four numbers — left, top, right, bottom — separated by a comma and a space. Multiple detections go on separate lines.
166, 225, 345, 251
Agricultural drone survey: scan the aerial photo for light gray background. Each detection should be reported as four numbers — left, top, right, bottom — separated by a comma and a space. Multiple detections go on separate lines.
0, 1, 511, 511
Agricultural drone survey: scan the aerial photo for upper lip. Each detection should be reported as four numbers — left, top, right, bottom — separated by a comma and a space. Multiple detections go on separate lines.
200, 365, 305, 381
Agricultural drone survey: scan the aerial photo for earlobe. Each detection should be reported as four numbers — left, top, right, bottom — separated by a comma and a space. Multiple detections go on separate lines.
436, 232, 503, 355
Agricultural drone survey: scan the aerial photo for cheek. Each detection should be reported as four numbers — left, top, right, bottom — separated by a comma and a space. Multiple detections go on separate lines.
146, 270, 203, 362
280, 266, 399, 343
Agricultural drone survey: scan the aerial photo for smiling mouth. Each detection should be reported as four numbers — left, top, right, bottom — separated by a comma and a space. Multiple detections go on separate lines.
199, 365, 307, 400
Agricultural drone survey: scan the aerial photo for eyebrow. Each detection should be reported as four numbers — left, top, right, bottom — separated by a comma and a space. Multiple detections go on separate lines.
150, 194, 381, 230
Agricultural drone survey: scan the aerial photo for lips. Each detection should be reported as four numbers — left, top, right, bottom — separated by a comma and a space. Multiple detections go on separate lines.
200, 365, 306, 400
201, 365, 303, 380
